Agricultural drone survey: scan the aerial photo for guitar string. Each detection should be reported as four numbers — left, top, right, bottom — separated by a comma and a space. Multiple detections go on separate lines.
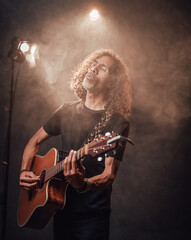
43, 146, 85, 183
42, 138, 108, 184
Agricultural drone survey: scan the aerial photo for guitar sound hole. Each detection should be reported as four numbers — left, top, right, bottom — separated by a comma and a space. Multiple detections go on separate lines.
39, 170, 46, 189
28, 190, 33, 201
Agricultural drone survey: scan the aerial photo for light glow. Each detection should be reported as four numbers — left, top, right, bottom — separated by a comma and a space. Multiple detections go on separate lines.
30, 44, 37, 56
89, 9, 99, 21
20, 42, 30, 53
26, 44, 38, 67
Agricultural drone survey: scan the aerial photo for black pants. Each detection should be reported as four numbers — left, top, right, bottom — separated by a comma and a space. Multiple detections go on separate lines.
53, 208, 110, 240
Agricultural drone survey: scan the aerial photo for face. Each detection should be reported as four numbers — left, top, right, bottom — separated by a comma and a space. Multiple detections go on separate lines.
82, 55, 115, 94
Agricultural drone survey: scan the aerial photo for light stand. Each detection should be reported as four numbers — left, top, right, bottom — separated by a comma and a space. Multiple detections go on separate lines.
2, 60, 15, 240
1, 36, 26, 240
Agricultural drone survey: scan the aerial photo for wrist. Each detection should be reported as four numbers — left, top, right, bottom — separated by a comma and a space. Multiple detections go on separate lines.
20, 169, 29, 175
76, 178, 92, 193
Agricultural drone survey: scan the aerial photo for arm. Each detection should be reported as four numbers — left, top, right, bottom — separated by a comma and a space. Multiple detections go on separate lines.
63, 151, 120, 191
88, 156, 120, 190
19, 127, 51, 190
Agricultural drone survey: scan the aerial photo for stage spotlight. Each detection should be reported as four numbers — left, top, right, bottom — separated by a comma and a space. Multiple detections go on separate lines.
8, 36, 37, 64
89, 9, 99, 21
19, 41, 30, 53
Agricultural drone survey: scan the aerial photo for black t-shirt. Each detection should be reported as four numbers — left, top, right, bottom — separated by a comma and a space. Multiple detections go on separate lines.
43, 101, 130, 214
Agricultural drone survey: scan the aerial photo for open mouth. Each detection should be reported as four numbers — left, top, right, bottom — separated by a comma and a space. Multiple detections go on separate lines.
85, 73, 96, 82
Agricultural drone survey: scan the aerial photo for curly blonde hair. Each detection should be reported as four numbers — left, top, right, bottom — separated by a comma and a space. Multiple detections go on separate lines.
70, 49, 132, 119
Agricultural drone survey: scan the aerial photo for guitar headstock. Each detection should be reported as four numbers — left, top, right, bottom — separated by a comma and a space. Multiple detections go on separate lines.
87, 132, 118, 157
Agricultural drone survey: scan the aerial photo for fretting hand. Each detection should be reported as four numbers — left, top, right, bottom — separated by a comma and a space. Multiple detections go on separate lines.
63, 150, 86, 189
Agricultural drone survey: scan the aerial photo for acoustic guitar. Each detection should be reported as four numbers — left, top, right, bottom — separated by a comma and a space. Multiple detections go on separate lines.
17, 132, 133, 229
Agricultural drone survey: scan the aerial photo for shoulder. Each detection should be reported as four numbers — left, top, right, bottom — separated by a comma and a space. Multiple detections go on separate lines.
107, 113, 130, 137
55, 100, 81, 113
110, 113, 130, 128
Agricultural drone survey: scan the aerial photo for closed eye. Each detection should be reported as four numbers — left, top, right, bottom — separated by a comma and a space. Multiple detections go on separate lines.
92, 60, 98, 67
101, 64, 108, 72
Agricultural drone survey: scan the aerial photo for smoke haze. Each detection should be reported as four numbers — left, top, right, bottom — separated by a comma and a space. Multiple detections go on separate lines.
0, 0, 191, 239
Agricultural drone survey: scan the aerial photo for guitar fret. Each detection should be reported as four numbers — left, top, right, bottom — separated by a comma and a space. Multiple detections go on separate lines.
40, 133, 116, 184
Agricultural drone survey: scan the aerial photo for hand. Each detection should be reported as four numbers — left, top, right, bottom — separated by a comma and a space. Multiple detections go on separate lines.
19, 171, 40, 190
63, 150, 86, 189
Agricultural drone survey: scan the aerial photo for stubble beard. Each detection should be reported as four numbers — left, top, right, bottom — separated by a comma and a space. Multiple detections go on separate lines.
82, 77, 96, 92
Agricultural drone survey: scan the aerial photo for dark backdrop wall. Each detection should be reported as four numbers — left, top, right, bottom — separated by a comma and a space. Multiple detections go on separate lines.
0, 0, 191, 239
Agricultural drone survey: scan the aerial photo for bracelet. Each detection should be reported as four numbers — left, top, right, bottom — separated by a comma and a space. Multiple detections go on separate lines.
76, 178, 92, 193
20, 169, 29, 175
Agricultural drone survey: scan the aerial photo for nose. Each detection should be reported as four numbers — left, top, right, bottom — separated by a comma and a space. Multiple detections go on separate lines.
89, 64, 98, 74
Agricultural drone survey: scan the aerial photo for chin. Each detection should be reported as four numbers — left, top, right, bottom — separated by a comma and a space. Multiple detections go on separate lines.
82, 79, 95, 91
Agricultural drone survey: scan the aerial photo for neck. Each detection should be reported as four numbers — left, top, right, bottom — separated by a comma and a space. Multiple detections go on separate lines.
84, 91, 107, 110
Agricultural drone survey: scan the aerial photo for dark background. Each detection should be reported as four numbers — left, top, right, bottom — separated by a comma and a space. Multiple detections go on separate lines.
0, 0, 191, 239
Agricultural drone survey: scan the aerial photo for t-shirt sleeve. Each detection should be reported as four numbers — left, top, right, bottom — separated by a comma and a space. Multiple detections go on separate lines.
43, 105, 64, 136
105, 115, 130, 161
114, 120, 130, 161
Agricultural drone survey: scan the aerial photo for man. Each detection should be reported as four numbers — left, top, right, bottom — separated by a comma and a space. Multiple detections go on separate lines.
19, 49, 132, 239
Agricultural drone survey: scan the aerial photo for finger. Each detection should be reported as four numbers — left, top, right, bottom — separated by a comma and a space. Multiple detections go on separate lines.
20, 176, 40, 183
65, 156, 70, 175
25, 174, 40, 181
22, 187, 31, 191
64, 153, 72, 175
67, 150, 74, 173
71, 151, 77, 173
23, 178, 40, 186
21, 171, 40, 180
20, 181, 38, 188
68, 150, 74, 159
30, 172, 40, 178
63, 157, 68, 176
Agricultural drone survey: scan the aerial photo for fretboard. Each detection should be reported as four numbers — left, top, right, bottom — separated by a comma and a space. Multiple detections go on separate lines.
44, 145, 87, 183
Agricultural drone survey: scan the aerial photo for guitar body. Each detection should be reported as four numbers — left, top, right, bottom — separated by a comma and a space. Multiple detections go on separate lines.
17, 148, 68, 229
17, 132, 128, 229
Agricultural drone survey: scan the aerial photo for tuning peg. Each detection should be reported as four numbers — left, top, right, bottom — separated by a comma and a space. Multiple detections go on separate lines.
107, 143, 112, 147
100, 147, 105, 150
97, 157, 103, 161
112, 150, 116, 155
105, 132, 111, 136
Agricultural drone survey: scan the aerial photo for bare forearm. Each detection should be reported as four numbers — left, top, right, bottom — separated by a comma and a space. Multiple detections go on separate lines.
20, 127, 50, 171
21, 139, 40, 171
88, 158, 119, 190
20, 127, 50, 190
87, 157, 120, 190
89, 172, 115, 190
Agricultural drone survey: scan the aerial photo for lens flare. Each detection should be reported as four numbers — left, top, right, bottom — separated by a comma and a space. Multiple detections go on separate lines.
26, 44, 38, 67
20, 42, 30, 53
31, 44, 37, 56
89, 9, 99, 21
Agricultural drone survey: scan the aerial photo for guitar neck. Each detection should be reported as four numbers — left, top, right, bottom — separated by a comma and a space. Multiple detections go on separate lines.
44, 145, 88, 183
